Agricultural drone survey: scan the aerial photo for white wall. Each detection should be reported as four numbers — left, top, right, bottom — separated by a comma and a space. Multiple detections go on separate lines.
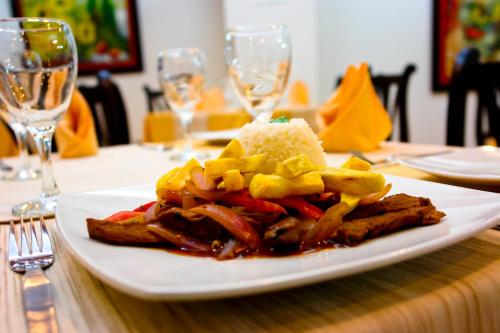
223, 0, 319, 103
0, 0, 226, 142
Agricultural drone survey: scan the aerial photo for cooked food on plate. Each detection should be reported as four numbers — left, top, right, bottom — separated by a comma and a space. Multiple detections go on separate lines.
87, 119, 445, 259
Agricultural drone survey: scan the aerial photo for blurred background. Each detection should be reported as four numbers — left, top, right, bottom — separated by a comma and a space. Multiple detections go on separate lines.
0, 0, 497, 146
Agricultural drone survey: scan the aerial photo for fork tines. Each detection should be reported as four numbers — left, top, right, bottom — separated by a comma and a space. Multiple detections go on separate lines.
9, 216, 53, 272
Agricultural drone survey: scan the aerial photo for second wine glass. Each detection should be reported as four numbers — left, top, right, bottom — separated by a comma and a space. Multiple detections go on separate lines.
225, 24, 291, 121
158, 48, 209, 162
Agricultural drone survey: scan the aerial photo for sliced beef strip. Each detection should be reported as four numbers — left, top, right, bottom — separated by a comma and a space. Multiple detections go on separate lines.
345, 194, 432, 220
87, 218, 164, 244
335, 205, 445, 246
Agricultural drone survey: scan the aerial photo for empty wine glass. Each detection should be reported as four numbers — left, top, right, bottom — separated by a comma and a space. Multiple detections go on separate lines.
0, 106, 40, 181
0, 18, 77, 217
158, 47, 208, 162
225, 24, 291, 121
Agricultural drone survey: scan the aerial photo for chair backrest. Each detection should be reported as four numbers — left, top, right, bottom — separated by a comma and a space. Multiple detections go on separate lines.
143, 85, 171, 112
79, 71, 130, 146
335, 64, 417, 142
446, 49, 500, 146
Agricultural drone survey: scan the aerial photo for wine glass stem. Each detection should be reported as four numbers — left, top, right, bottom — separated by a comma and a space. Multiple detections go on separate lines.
13, 125, 30, 170
179, 111, 194, 154
28, 126, 59, 199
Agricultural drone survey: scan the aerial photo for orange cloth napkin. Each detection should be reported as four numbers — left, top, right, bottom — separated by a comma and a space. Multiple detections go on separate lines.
0, 118, 18, 157
288, 80, 310, 106
143, 112, 178, 143
207, 110, 251, 131
195, 87, 225, 112
55, 89, 98, 158
317, 63, 392, 152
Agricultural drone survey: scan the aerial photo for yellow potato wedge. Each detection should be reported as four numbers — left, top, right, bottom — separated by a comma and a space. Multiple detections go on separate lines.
249, 171, 324, 199
223, 169, 245, 192
276, 154, 317, 178
218, 139, 245, 159
341, 156, 371, 171
204, 154, 265, 178
320, 167, 385, 195
156, 158, 201, 192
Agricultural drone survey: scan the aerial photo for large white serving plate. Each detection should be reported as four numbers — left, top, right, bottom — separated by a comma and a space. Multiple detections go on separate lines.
56, 176, 500, 301
399, 146, 500, 184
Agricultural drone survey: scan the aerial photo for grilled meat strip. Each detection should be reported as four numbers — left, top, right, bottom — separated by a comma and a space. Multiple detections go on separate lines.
345, 194, 432, 220
335, 205, 445, 246
87, 218, 164, 244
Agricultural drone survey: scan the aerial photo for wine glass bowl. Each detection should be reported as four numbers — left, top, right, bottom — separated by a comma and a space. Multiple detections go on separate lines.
0, 18, 77, 217
225, 24, 291, 120
158, 48, 208, 162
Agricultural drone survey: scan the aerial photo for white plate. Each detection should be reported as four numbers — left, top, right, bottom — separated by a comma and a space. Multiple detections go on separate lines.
399, 146, 500, 183
56, 176, 500, 301
192, 129, 239, 143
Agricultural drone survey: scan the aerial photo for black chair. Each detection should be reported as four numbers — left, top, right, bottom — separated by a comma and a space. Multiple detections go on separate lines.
79, 71, 130, 146
335, 64, 417, 142
446, 49, 500, 146
143, 85, 171, 112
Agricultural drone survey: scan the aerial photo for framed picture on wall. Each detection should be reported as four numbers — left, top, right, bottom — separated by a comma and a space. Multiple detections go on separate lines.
11, 0, 143, 75
432, 0, 500, 91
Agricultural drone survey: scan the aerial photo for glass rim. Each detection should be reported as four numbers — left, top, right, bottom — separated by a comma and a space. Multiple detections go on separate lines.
158, 47, 204, 57
225, 24, 288, 36
0, 17, 70, 32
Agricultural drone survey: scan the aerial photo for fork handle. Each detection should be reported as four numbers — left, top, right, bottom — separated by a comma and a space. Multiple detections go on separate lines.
22, 267, 59, 333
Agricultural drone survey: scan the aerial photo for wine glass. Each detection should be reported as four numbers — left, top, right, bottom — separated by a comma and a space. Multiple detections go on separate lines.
158, 47, 208, 162
0, 18, 77, 217
0, 105, 40, 181
225, 24, 291, 121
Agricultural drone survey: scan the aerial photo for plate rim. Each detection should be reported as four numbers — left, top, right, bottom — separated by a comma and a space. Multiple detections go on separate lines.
55, 176, 500, 301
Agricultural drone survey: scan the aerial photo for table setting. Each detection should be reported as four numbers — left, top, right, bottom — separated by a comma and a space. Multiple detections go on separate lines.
1, 18, 500, 333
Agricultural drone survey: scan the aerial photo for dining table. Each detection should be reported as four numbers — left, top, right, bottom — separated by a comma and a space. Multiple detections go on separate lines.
1, 141, 499, 333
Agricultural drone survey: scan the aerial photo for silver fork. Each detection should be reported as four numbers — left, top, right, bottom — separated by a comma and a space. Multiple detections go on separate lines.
9, 216, 59, 333
350, 149, 453, 167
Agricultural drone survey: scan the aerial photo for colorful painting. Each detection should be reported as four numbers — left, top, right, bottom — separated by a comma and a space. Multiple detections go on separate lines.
11, 0, 143, 75
432, 0, 500, 91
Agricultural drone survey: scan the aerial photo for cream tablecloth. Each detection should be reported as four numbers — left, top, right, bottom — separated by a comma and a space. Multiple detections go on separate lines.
1, 143, 499, 333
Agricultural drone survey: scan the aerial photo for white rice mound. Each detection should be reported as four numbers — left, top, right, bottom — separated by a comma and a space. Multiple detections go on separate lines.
239, 118, 326, 174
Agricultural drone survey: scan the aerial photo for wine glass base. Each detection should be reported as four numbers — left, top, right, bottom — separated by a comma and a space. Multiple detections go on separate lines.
2, 167, 40, 181
170, 150, 211, 162
11, 196, 58, 218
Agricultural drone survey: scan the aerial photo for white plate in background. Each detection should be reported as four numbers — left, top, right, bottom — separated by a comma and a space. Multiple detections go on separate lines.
398, 146, 500, 183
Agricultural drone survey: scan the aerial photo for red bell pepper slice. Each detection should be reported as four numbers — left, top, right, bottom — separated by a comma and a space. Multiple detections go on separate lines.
190, 204, 262, 249
133, 201, 157, 212
104, 211, 144, 222
222, 192, 287, 214
273, 197, 324, 220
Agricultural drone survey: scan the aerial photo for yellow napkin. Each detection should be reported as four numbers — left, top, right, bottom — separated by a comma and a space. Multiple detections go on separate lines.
195, 87, 225, 112
317, 63, 392, 152
55, 89, 98, 158
0, 118, 18, 157
143, 112, 178, 143
288, 80, 310, 106
207, 110, 251, 131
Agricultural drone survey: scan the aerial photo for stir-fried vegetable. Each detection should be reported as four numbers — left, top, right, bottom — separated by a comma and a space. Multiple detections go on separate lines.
190, 204, 262, 249
88, 139, 414, 260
